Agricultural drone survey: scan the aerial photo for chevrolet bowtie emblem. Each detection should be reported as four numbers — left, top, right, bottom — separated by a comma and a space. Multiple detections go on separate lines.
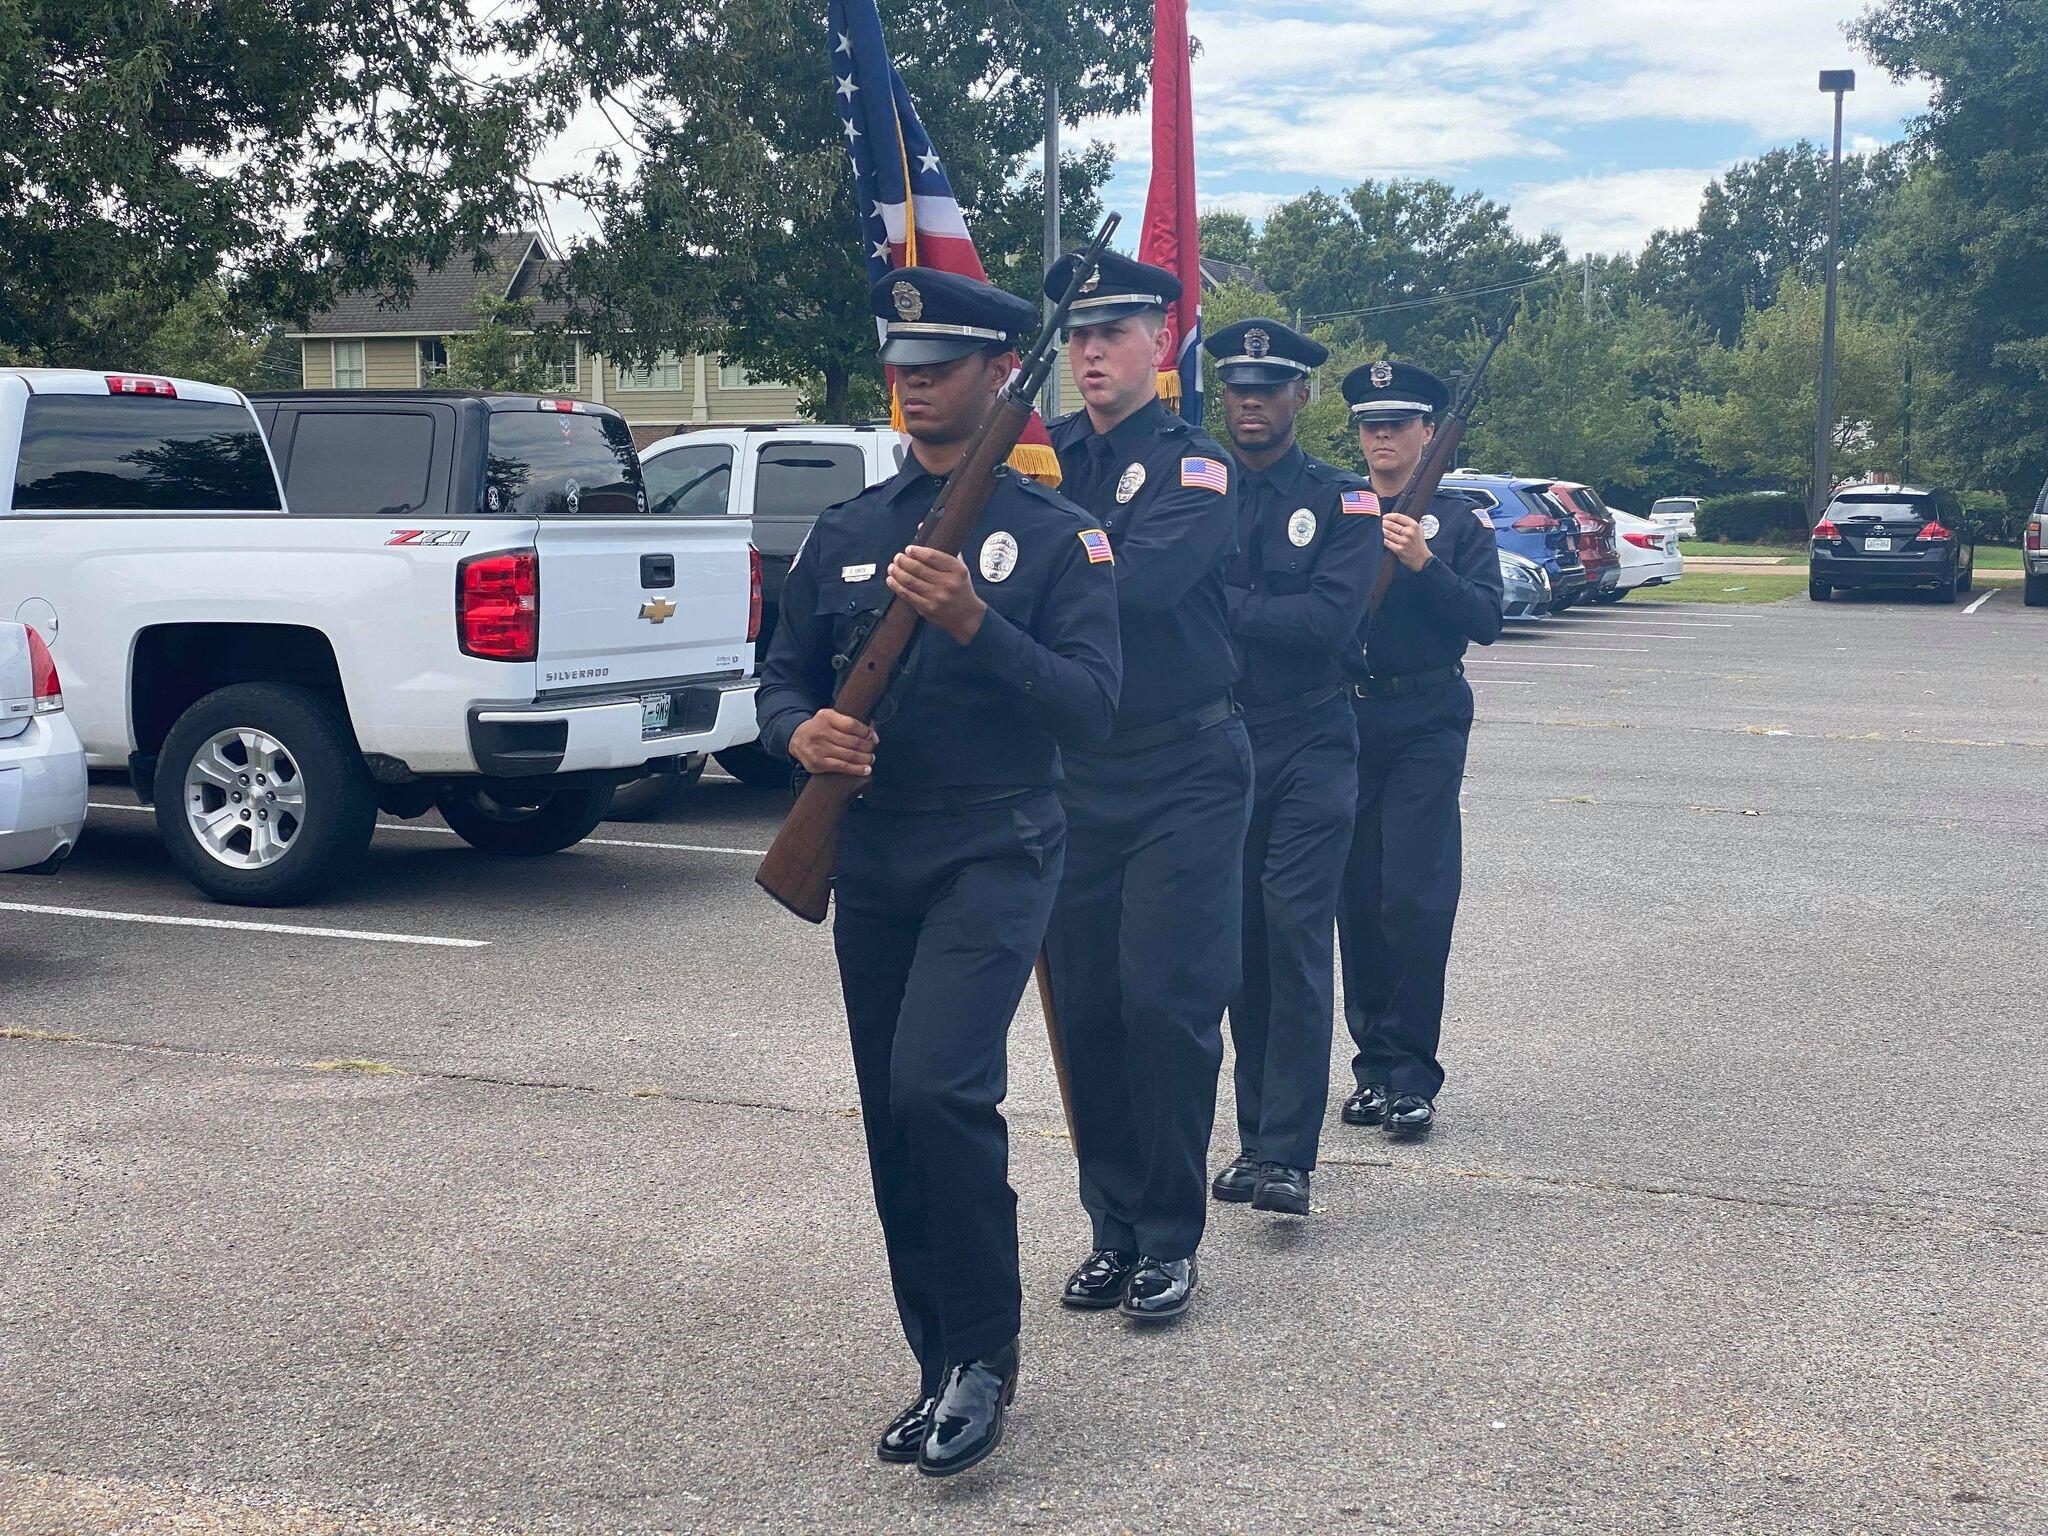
640, 598, 677, 623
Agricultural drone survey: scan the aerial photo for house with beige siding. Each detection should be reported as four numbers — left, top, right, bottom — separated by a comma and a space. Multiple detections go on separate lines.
289, 233, 809, 447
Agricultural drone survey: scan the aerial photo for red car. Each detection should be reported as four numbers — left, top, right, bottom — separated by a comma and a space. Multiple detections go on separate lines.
1549, 482, 1622, 604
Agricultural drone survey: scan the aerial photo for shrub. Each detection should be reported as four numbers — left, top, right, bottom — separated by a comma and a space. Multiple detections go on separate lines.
1696, 492, 1810, 544
1958, 491, 2022, 546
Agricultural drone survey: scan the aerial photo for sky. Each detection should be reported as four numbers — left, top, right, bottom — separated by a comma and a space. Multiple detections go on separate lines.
1081, 0, 1930, 255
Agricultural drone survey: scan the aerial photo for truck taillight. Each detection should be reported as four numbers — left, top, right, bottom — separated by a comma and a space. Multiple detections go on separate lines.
458, 549, 539, 661
748, 546, 762, 643
105, 374, 177, 396
1918, 520, 1953, 542
26, 627, 62, 712
1812, 518, 1840, 541
2027, 521, 2043, 552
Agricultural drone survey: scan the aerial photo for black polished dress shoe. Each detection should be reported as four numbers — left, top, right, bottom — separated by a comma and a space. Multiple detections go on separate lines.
1386, 1093, 1435, 1138
1061, 1247, 1139, 1310
876, 1392, 938, 1464
1342, 1084, 1388, 1126
1210, 1154, 1261, 1203
1251, 1162, 1310, 1215
1120, 1256, 1197, 1320
917, 1341, 1018, 1478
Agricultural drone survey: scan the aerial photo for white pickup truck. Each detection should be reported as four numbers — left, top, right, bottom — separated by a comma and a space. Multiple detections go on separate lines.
638, 424, 900, 785
0, 369, 757, 904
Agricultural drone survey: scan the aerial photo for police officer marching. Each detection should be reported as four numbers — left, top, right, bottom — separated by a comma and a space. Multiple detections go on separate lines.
1201, 318, 1383, 1218
1336, 360, 1503, 1140
1040, 252, 1252, 1322
755, 267, 1121, 1477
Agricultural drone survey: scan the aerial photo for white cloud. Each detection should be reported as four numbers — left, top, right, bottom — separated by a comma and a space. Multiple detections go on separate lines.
1507, 167, 1721, 253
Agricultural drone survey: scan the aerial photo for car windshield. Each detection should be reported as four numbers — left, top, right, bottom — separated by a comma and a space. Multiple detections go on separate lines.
485, 409, 644, 517
1650, 498, 1695, 514
1830, 497, 1933, 519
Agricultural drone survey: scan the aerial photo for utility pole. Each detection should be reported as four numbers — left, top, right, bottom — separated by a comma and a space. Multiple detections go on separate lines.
1041, 79, 1062, 419
1900, 353, 1913, 484
1582, 253, 1592, 318
1812, 69, 1856, 525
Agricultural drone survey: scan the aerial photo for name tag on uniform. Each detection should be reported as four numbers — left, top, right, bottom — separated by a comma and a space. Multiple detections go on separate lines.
840, 562, 876, 581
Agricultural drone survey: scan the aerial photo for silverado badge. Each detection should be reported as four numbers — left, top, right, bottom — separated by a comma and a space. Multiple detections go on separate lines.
640, 598, 677, 624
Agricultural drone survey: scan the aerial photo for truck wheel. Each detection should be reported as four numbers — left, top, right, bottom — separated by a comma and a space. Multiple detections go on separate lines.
605, 754, 706, 821
713, 741, 792, 789
2026, 572, 2047, 608
439, 777, 613, 855
155, 683, 377, 907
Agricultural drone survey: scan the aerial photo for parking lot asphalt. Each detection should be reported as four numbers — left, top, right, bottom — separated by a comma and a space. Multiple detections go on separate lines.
4, 592, 2044, 1535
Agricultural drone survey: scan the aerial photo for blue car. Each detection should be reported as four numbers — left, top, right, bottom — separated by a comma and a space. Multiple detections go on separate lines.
1443, 475, 1588, 612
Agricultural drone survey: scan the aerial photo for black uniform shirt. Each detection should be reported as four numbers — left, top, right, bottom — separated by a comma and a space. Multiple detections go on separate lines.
1347, 487, 1505, 680
755, 457, 1122, 791
1049, 398, 1238, 730
1226, 442, 1384, 706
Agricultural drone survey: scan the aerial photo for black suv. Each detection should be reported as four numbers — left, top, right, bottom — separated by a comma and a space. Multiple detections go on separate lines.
1810, 485, 1975, 603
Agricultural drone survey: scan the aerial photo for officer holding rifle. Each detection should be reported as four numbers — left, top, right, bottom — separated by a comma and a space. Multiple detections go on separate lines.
755, 266, 1121, 1479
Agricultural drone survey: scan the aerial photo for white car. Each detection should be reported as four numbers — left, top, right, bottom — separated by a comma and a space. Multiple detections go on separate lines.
1646, 496, 1701, 540
1605, 509, 1685, 599
1498, 550, 1552, 619
0, 620, 87, 875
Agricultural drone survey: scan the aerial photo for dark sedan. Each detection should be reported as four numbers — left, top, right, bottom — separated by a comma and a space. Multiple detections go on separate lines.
1810, 484, 1975, 603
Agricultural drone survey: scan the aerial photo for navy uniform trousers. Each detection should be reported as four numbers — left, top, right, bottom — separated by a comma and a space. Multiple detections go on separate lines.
1230, 696, 1360, 1169
1044, 715, 1253, 1261
833, 789, 1066, 1392
1338, 675, 1475, 1100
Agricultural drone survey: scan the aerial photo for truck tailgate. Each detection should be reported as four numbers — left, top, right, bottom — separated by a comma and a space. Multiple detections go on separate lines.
533, 518, 752, 692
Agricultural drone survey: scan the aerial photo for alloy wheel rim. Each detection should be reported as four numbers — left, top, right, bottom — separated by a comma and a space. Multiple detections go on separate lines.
184, 727, 307, 869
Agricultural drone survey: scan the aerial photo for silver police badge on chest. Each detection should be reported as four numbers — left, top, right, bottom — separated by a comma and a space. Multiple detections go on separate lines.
979, 530, 1019, 583
1287, 508, 1317, 546
1420, 513, 1440, 540
1115, 463, 1146, 504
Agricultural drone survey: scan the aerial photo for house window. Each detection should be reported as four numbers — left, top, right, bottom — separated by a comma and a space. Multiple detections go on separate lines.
418, 338, 448, 383
545, 341, 581, 393
332, 340, 366, 389
718, 358, 775, 390
616, 352, 684, 391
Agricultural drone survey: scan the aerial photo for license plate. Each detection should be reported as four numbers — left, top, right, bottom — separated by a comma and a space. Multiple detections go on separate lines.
1863, 536, 1893, 551
640, 692, 672, 736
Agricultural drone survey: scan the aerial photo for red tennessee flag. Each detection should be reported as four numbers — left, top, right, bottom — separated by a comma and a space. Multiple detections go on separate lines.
1137, 0, 1202, 422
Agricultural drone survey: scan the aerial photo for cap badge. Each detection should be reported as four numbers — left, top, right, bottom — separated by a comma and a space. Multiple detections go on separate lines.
1245, 328, 1271, 359
1081, 268, 1102, 294
891, 281, 923, 321
1370, 361, 1394, 389
1287, 508, 1317, 547
979, 531, 1019, 583
1115, 462, 1147, 504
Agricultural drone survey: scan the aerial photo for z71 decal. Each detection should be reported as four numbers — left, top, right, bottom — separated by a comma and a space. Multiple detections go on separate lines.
385, 529, 471, 547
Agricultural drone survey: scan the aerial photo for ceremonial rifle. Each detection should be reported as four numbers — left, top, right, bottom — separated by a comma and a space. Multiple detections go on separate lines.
1363, 314, 1515, 618
754, 213, 1122, 923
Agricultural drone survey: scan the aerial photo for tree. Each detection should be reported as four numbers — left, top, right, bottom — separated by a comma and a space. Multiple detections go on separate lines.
1197, 211, 1259, 268
1634, 144, 1907, 344
0, 0, 573, 362
1853, 0, 2048, 506
532, 0, 1152, 420
1252, 181, 1567, 364
1454, 298, 1658, 491
444, 295, 574, 394
1664, 275, 1916, 503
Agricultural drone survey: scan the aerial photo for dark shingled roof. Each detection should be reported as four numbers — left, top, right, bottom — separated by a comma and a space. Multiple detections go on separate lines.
1198, 256, 1268, 293
295, 233, 575, 336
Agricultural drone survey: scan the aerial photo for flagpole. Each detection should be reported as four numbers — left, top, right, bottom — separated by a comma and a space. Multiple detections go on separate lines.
1041, 77, 1062, 419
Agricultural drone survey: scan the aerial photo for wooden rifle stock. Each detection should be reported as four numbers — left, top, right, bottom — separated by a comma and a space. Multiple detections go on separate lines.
1362, 317, 1514, 620
754, 214, 1121, 922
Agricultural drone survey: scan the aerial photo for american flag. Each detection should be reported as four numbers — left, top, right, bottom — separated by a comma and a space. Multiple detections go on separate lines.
1341, 489, 1382, 516
1077, 528, 1115, 565
1179, 456, 1230, 495
827, 0, 1061, 480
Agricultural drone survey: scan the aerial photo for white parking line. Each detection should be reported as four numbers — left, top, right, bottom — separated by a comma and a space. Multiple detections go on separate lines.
0, 900, 488, 948
1563, 616, 1734, 628
87, 802, 769, 859
1467, 659, 1596, 668
1963, 589, 1997, 615
1544, 630, 1701, 640
1498, 644, 1650, 654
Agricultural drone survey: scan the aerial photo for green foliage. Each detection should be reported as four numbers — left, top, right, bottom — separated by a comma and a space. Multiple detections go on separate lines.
1453, 297, 1657, 488
536, 0, 1151, 419
1197, 211, 1259, 268
1695, 492, 1811, 544
1956, 490, 2025, 545
444, 295, 572, 393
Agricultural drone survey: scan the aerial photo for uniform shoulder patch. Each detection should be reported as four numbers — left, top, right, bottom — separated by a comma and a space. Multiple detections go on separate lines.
1340, 488, 1381, 516
1077, 528, 1115, 565
1472, 504, 1493, 525
1179, 455, 1230, 494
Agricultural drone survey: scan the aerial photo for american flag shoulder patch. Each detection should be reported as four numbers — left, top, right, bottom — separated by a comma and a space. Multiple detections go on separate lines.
1341, 489, 1381, 516
1077, 528, 1114, 565
1179, 455, 1230, 494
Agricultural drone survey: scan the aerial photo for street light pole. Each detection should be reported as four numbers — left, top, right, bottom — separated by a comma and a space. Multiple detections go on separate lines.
1812, 69, 1855, 526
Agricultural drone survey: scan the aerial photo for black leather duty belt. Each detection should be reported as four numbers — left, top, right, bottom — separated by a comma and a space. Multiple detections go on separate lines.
1350, 662, 1464, 700
1238, 686, 1344, 730
1095, 695, 1237, 755
856, 784, 1042, 814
